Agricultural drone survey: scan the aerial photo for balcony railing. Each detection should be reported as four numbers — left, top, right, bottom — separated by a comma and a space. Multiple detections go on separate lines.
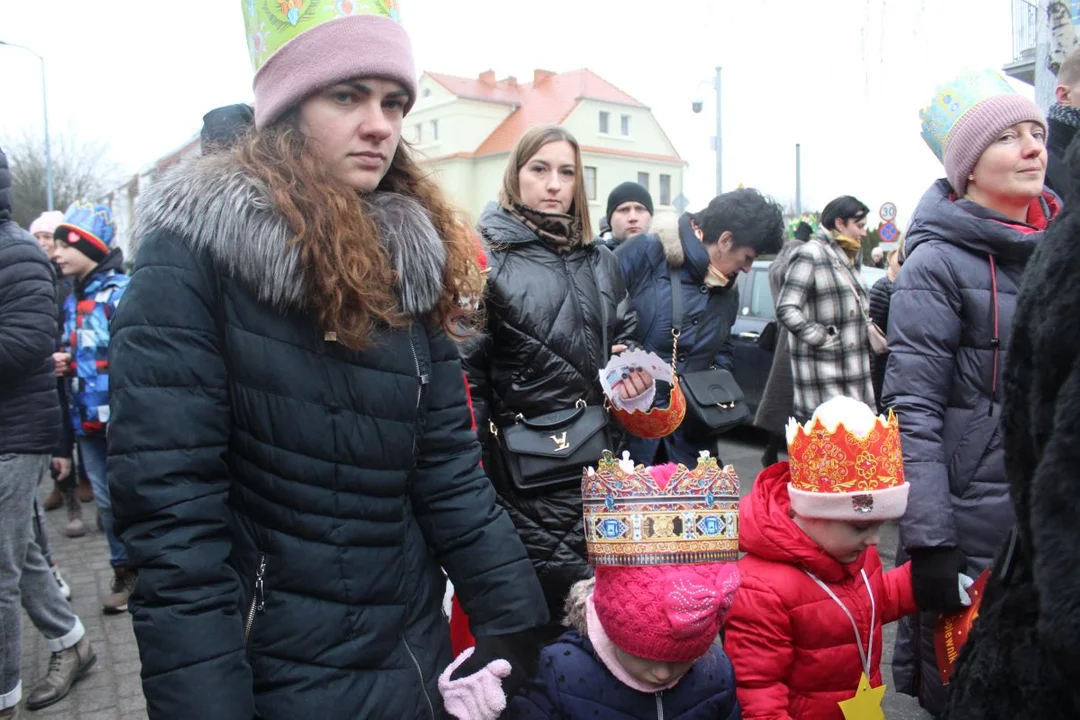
1012, 0, 1038, 62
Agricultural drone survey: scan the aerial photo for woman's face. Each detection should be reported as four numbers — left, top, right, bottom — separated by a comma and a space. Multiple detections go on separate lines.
33, 231, 55, 255
298, 77, 409, 192
517, 140, 577, 214
707, 231, 757, 278
835, 216, 868, 241
968, 121, 1047, 203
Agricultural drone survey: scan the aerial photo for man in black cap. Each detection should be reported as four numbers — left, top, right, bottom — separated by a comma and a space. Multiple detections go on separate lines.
596, 182, 654, 250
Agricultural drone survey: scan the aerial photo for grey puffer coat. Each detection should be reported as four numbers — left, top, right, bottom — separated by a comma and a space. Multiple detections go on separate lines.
883, 178, 1060, 713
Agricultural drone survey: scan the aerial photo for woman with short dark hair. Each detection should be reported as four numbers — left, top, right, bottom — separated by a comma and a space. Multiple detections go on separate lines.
775, 195, 875, 422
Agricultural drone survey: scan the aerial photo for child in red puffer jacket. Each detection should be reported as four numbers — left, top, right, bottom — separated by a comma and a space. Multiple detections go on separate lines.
724, 397, 970, 719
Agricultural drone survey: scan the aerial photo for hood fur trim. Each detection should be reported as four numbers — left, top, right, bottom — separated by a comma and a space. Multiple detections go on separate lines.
133, 152, 446, 316
563, 577, 594, 633
653, 213, 685, 268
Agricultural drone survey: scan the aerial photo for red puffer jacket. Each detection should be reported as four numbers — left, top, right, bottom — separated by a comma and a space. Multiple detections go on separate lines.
723, 462, 918, 719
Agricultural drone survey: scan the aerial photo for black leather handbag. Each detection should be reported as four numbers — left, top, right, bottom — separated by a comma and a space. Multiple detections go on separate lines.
493, 254, 615, 493
669, 266, 750, 439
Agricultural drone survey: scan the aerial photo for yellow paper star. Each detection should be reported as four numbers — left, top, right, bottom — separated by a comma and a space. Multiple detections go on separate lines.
837, 672, 886, 720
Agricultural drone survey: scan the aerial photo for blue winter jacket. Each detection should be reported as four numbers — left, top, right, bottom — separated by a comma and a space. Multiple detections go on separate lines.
510, 629, 740, 719
615, 212, 738, 465
63, 248, 128, 435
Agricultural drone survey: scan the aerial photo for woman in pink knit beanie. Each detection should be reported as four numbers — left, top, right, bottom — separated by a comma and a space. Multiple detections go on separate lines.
883, 69, 1061, 715
105, 3, 549, 719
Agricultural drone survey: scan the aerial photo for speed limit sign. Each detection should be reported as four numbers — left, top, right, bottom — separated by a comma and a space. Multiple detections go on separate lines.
879, 202, 897, 223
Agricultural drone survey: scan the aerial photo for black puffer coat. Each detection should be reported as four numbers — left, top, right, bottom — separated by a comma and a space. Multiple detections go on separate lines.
464, 202, 638, 622
0, 147, 59, 455
107, 153, 547, 720
868, 274, 894, 412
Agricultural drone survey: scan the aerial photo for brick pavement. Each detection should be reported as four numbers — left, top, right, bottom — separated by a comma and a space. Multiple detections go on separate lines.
19, 486, 147, 720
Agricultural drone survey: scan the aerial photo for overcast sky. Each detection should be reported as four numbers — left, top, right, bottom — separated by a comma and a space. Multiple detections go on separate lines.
1, 0, 1025, 228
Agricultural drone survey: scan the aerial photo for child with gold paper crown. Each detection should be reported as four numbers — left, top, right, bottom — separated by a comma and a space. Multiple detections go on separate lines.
723, 396, 971, 719
497, 450, 741, 718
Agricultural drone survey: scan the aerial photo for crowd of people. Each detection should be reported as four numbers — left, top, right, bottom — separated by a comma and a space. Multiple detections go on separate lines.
3, 4, 1080, 720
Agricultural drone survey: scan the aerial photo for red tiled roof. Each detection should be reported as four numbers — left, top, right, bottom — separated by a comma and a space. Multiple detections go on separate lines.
423, 69, 649, 157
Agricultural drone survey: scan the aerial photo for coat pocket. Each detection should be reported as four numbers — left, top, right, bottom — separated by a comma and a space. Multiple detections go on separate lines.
244, 553, 267, 647
947, 404, 1001, 499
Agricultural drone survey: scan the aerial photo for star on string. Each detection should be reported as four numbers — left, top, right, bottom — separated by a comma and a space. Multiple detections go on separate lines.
837, 672, 886, 720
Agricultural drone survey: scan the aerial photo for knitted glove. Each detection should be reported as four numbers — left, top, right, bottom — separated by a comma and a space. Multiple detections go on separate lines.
449, 630, 544, 700
910, 547, 968, 612
439, 647, 512, 720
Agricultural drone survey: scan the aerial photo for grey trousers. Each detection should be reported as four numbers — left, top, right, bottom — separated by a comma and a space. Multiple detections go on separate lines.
0, 454, 85, 711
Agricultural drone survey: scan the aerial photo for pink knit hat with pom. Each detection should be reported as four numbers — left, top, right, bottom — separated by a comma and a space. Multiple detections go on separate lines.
594, 562, 740, 663
582, 453, 742, 662
28, 210, 64, 237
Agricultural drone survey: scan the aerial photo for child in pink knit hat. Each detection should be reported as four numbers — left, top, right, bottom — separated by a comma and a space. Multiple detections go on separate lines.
499, 451, 741, 719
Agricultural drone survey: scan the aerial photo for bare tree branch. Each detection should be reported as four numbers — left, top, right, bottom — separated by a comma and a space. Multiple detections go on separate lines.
1, 128, 120, 228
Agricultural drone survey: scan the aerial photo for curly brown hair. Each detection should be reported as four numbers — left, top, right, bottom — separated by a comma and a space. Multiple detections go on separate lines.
232, 115, 482, 349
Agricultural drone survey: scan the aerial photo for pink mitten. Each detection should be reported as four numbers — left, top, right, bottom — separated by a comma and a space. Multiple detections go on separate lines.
438, 646, 513, 720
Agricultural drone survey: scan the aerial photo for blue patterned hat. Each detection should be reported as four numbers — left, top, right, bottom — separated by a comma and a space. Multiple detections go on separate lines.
55, 202, 116, 262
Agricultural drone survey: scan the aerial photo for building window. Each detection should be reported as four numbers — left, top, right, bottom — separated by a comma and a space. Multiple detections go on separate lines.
599, 111, 610, 134
659, 174, 672, 205
415, 123, 422, 143
621, 114, 631, 136
637, 172, 649, 191
584, 166, 598, 201
423, 88, 432, 98
431, 119, 439, 141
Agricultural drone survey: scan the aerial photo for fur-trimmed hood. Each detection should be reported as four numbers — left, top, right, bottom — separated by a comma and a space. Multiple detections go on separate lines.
133, 151, 447, 317
654, 212, 685, 268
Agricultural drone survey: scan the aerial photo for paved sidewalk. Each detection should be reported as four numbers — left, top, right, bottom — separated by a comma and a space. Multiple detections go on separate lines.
18, 486, 147, 720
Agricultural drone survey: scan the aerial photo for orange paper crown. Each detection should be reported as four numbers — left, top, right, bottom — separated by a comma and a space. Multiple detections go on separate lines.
785, 398, 909, 520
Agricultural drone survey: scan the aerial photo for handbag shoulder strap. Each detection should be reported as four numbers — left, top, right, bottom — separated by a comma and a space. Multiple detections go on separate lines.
833, 261, 872, 322
669, 264, 684, 331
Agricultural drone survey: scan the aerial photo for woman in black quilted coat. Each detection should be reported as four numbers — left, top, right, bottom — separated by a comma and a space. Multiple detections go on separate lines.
105, 11, 547, 720
464, 125, 641, 629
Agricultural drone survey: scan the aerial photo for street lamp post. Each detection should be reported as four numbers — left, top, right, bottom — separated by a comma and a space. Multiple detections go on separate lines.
691, 66, 724, 197
0, 40, 54, 211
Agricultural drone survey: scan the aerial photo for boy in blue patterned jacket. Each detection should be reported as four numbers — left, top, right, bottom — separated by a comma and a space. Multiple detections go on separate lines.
52, 202, 132, 613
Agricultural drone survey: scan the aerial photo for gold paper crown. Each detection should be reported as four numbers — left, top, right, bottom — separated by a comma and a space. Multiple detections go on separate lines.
787, 409, 904, 495
582, 451, 740, 567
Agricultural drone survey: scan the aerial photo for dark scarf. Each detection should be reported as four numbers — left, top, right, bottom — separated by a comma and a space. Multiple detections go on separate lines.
1048, 102, 1080, 130
503, 200, 583, 254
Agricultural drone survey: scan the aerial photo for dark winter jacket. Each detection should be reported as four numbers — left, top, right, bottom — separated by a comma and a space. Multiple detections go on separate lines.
512, 624, 740, 719
753, 239, 802, 435
1045, 114, 1079, 203
0, 147, 60, 455
464, 202, 639, 623
941, 174, 1080, 720
615, 212, 737, 465
882, 178, 1059, 712
867, 274, 894, 412
107, 153, 548, 720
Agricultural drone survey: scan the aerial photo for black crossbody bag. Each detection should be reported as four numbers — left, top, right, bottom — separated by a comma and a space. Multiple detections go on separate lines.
669, 266, 749, 438
492, 254, 615, 493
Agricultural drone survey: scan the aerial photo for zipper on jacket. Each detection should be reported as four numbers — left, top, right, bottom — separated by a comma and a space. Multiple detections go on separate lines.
243, 554, 267, 645
403, 636, 436, 720
562, 254, 600, 381
655, 690, 665, 720
408, 333, 430, 455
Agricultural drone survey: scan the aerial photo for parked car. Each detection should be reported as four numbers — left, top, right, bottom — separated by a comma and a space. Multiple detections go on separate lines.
731, 260, 886, 416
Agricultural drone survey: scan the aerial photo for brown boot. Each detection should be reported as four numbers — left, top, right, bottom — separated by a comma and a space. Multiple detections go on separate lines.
76, 477, 94, 504
24, 635, 96, 710
62, 491, 86, 538
103, 568, 136, 614
42, 485, 63, 511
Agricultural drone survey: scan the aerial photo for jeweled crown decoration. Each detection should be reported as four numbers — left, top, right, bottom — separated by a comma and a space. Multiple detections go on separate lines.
787, 409, 904, 494
582, 451, 740, 567
243, 0, 400, 72
919, 69, 1015, 161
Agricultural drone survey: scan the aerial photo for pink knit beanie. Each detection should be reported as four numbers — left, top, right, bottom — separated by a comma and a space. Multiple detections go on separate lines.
593, 562, 741, 663
943, 93, 1045, 195
243, 6, 417, 130
28, 210, 64, 237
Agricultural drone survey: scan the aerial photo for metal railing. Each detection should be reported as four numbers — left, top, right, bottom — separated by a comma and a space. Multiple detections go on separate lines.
1012, 0, 1039, 62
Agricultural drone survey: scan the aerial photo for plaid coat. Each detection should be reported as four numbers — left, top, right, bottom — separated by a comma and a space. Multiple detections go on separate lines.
775, 229, 874, 420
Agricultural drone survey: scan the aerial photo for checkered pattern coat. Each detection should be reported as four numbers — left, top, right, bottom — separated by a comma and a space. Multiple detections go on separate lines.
775, 230, 874, 420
